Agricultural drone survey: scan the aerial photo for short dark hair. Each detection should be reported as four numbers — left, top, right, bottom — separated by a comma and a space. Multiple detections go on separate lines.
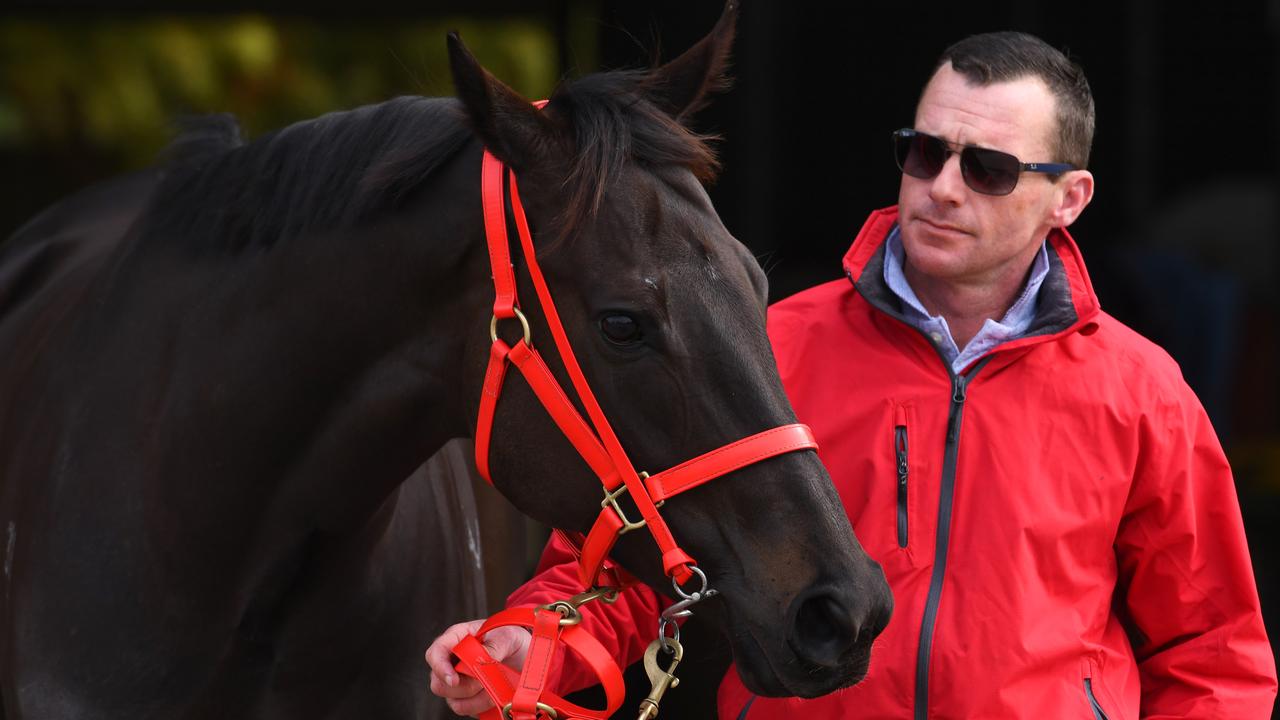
934, 31, 1095, 169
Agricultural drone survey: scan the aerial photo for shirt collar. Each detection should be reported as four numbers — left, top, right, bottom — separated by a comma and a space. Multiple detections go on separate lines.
882, 226, 1051, 371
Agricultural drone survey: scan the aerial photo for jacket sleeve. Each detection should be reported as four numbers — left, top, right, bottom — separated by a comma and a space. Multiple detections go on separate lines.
1114, 384, 1277, 718
505, 532, 667, 695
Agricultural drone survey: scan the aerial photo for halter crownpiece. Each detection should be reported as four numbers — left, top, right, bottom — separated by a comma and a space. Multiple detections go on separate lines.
457, 143, 818, 720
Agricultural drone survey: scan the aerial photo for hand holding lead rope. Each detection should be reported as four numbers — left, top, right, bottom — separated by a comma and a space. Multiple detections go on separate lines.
637, 636, 683, 720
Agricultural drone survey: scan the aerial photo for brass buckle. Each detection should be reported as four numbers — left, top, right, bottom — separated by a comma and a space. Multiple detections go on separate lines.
490, 307, 532, 346
501, 701, 558, 720
601, 472, 662, 535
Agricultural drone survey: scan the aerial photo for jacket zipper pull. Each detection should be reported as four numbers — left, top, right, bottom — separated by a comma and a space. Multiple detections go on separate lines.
895, 430, 909, 486
946, 376, 968, 443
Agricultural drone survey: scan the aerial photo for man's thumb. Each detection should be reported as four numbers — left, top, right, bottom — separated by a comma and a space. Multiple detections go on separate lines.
485, 626, 531, 663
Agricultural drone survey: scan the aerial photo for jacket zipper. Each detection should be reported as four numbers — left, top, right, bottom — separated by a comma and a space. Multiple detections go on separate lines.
913, 358, 992, 720
1084, 678, 1110, 720
894, 406, 909, 548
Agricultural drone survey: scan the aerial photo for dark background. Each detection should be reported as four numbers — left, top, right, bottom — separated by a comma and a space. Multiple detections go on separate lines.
4, 0, 1278, 708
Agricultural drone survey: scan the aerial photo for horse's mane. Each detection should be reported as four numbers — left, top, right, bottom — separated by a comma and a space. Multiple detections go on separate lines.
145, 97, 471, 253
144, 67, 719, 254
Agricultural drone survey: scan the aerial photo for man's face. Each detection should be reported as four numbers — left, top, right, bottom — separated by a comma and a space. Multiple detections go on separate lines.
897, 63, 1067, 288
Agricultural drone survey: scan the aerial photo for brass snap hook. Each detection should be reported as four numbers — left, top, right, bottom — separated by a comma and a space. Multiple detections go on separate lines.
539, 600, 582, 627
637, 637, 684, 720
538, 587, 620, 627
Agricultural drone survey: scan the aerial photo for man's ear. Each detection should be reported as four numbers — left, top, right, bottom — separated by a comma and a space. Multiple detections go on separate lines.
1049, 169, 1095, 228
447, 32, 557, 172
641, 0, 737, 121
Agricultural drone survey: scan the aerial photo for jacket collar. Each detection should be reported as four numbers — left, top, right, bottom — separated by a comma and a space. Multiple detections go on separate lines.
842, 205, 1101, 343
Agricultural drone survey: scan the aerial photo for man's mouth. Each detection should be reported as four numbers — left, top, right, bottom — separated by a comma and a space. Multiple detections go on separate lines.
917, 216, 970, 235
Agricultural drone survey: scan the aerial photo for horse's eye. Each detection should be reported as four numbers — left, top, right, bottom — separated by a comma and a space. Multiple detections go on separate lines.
600, 313, 643, 346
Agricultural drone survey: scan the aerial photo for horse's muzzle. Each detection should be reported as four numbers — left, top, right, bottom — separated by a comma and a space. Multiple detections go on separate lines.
787, 577, 893, 673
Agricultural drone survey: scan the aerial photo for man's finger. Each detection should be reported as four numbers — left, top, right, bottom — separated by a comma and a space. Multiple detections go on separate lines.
425, 644, 460, 687
425, 620, 484, 686
430, 671, 483, 700
447, 693, 496, 718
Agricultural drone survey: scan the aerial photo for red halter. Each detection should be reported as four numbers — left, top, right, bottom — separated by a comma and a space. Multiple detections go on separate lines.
456, 145, 818, 720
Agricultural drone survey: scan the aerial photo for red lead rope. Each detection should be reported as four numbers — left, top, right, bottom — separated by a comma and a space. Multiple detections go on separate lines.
458, 145, 818, 719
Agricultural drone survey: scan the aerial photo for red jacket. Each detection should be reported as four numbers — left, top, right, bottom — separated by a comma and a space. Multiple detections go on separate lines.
509, 207, 1277, 718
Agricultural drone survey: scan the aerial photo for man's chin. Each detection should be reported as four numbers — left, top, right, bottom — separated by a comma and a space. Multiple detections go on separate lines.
898, 226, 976, 284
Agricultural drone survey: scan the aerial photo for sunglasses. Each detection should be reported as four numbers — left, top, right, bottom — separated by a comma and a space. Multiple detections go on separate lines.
892, 128, 1076, 196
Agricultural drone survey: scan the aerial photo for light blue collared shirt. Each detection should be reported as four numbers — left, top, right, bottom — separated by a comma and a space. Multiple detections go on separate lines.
882, 226, 1050, 374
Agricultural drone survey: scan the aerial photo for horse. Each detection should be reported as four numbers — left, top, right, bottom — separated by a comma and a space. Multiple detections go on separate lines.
0, 4, 892, 718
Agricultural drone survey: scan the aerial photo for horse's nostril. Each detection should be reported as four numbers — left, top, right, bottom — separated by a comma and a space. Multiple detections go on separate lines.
790, 592, 858, 668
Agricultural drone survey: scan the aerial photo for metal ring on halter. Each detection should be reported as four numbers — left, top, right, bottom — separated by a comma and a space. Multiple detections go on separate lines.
490, 307, 532, 345
673, 565, 709, 599
501, 701, 558, 720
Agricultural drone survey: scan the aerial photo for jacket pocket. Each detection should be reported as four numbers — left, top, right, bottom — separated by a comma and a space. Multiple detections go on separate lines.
1083, 677, 1110, 720
894, 405, 909, 548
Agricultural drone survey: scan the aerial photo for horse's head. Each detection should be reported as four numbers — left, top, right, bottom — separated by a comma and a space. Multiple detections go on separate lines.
449, 4, 891, 698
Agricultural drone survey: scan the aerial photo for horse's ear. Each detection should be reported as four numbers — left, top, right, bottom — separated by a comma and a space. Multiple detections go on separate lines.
447, 32, 555, 171
643, 0, 738, 121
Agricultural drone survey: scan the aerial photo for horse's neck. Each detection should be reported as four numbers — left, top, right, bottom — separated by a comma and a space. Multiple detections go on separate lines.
126, 169, 493, 538
0, 153, 496, 659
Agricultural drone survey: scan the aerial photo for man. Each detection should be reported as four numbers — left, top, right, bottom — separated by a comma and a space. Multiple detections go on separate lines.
428, 31, 1277, 718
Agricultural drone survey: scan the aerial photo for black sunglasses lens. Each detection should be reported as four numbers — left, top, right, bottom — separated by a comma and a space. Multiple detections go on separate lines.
895, 131, 948, 179
892, 132, 913, 173
962, 147, 1020, 195
895, 131, 1028, 195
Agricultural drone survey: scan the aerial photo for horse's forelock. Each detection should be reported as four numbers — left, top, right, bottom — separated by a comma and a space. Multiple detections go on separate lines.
549, 69, 720, 240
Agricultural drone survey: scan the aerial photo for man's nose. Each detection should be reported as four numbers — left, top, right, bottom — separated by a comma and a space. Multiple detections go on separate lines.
928, 153, 967, 205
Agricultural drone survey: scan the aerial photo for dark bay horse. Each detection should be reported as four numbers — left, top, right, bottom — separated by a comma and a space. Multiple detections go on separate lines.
0, 6, 890, 718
